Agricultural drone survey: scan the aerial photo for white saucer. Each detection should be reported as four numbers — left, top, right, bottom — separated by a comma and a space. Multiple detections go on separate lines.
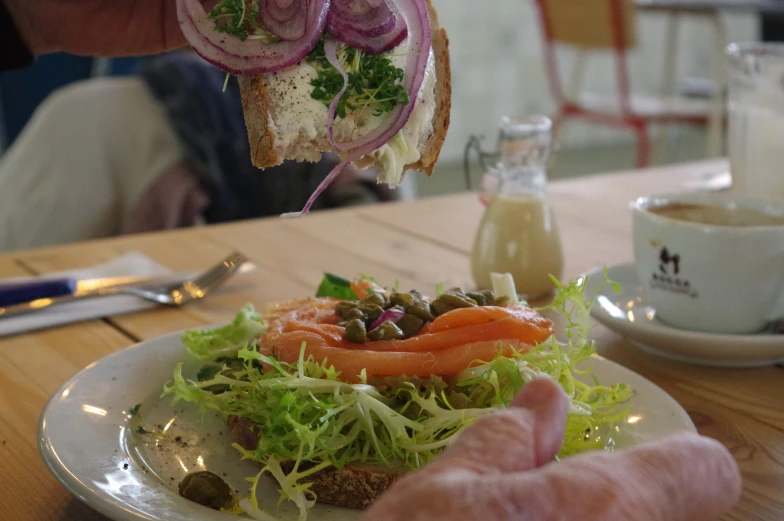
583, 263, 784, 368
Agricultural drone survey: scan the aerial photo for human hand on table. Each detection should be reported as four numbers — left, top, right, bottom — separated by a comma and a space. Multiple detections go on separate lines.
362, 378, 742, 521
3, 0, 195, 57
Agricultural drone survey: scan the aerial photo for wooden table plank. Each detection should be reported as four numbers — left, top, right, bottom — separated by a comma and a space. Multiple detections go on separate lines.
13, 212, 476, 340
0, 258, 128, 521
359, 161, 728, 279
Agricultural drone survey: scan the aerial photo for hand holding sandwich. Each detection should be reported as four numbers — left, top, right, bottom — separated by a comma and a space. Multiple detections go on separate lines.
2, 0, 190, 57
363, 378, 743, 521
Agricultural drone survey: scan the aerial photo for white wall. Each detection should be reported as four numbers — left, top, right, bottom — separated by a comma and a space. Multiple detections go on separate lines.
430, 0, 758, 164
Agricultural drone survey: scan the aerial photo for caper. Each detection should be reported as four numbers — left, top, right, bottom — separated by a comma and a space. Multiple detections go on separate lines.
344, 319, 368, 344
360, 292, 386, 308
492, 295, 510, 307
466, 292, 488, 306
440, 293, 478, 308
357, 304, 384, 322
447, 287, 466, 295
396, 314, 424, 338
404, 300, 435, 321
481, 290, 496, 303
389, 292, 414, 308
431, 298, 455, 316
179, 471, 233, 510
343, 307, 367, 321
335, 300, 358, 318
368, 321, 405, 341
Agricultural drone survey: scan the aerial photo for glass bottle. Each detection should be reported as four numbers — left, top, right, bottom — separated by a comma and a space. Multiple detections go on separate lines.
469, 115, 564, 299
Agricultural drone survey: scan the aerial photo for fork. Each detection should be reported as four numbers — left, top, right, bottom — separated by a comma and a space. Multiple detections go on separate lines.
0, 252, 249, 318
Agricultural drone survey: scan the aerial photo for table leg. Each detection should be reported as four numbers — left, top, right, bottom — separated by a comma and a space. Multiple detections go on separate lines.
652, 10, 681, 165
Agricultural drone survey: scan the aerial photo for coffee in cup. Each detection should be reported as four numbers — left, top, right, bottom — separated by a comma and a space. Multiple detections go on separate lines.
631, 193, 784, 335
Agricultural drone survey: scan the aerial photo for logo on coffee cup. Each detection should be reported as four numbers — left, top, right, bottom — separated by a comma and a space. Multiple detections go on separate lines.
650, 247, 698, 298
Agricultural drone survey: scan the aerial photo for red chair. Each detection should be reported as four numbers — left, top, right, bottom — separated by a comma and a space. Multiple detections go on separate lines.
534, 0, 717, 168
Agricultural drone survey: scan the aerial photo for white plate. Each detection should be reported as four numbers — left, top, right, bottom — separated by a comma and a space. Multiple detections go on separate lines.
39, 329, 696, 521
584, 263, 784, 368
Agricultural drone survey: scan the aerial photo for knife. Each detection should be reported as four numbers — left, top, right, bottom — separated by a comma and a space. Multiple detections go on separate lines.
0, 263, 257, 308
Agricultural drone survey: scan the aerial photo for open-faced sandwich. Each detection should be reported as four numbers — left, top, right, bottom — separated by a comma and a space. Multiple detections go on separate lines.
176, 0, 451, 215
162, 272, 631, 519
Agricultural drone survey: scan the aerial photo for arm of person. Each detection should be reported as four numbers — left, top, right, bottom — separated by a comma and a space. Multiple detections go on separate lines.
0, 0, 189, 71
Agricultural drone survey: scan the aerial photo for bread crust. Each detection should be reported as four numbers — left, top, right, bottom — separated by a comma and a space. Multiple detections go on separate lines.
229, 415, 407, 510
238, 0, 451, 177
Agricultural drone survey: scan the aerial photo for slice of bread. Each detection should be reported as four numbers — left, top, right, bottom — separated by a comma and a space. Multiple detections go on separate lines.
229, 416, 408, 510
238, 0, 451, 179
279, 461, 406, 510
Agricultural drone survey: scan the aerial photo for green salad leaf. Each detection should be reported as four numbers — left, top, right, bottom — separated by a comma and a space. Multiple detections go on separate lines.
181, 304, 266, 362
314, 273, 359, 300
163, 270, 630, 520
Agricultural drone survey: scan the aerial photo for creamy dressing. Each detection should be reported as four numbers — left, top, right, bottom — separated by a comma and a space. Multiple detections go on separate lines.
263, 41, 437, 186
471, 193, 564, 299
372, 50, 437, 187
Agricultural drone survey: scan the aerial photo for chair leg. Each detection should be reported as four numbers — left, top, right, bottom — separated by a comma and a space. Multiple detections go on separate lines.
634, 123, 651, 169
651, 123, 671, 166
551, 111, 568, 145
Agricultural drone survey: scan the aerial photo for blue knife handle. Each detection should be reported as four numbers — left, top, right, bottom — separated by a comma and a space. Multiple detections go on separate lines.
0, 278, 78, 307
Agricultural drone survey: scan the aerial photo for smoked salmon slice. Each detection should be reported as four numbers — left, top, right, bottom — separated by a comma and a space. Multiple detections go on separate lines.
426, 305, 553, 335
263, 298, 341, 334
280, 317, 549, 354
256, 294, 554, 383
259, 330, 528, 383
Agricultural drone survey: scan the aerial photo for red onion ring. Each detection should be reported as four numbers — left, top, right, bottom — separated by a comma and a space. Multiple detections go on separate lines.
370, 308, 406, 330
333, 0, 375, 16
176, 0, 329, 74
327, 0, 408, 52
326, 0, 431, 160
281, 157, 352, 218
327, 0, 397, 39
259, 0, 306, 40
325, 38, 351, 134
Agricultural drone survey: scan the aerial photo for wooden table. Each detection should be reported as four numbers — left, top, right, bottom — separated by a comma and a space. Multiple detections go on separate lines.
0, 159, 781, 521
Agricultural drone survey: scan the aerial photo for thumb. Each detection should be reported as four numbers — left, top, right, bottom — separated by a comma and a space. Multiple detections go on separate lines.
424, 378, 569, 476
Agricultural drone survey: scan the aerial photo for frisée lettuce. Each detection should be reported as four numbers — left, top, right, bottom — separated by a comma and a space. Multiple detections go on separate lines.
181, 304, 266, 362
161, 271, 630, 520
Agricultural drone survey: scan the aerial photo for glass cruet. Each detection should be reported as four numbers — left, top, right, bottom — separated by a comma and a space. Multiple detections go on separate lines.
467, 115, 565, 299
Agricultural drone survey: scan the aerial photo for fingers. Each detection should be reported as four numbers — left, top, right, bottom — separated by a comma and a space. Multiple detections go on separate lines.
487, 432, 742, 521
423, 378, 569, 476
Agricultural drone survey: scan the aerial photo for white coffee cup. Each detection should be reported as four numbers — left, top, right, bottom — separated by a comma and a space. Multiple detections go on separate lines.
631, 192, 784, 335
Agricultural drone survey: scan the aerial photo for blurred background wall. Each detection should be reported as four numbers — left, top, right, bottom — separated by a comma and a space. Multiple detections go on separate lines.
430, 0, 757, 162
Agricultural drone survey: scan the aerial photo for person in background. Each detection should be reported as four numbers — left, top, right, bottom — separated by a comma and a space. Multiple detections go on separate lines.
0, 50, 401, 251
0, 1, 744, 519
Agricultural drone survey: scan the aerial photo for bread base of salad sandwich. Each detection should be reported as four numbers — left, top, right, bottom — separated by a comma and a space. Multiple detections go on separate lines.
230, 416, 404, 509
